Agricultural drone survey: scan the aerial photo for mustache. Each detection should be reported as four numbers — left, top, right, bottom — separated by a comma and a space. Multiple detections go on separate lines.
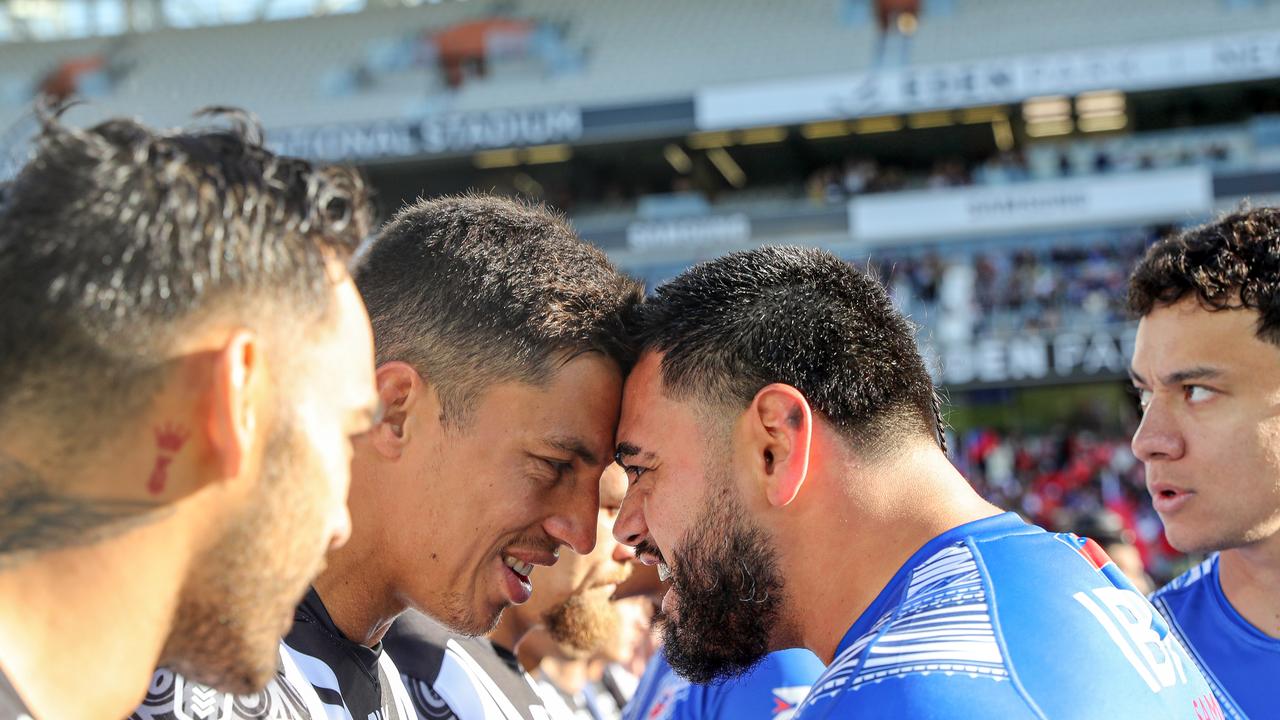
634, 539, 666, 564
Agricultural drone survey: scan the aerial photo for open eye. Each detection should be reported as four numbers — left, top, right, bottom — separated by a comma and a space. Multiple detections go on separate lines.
1185, 385, 1216, 404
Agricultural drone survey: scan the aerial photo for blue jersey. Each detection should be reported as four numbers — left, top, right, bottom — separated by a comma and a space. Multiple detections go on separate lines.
624, 648, 823, 720
793, 513, 1222, 720
1151, 554, 1280, 719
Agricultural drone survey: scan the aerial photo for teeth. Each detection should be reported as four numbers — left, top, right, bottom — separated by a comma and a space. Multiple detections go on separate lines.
657, 562, 672, 582
504, 555, 534, 577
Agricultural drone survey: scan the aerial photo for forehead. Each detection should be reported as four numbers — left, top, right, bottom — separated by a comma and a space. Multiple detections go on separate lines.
1133, 297, 1280, 379
481, 352, 622, 459
618, 351, 705, 461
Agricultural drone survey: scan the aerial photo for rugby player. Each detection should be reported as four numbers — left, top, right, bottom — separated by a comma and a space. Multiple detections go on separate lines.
1129, 207, 1280, 719
0, 110, 378, 719
385, 463, 635, 720
133, 194, 641, 719
612, 246, 1219, 718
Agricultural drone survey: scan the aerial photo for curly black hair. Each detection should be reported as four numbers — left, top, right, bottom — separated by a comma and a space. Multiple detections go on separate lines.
631, 245, 944, 458
0, 106, 372, 437
1129, 206, 1280, 345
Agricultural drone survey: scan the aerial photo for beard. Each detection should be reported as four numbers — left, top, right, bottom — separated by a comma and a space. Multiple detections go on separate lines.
543, 587, 622, 657
658, 471, 786, 684
161, 410, 329, 693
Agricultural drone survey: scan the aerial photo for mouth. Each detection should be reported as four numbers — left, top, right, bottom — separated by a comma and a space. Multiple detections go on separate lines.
499, 546, 559, 605
504, 555, 535, 577
635, 539, 674, 583
1149, 483, 1195, 514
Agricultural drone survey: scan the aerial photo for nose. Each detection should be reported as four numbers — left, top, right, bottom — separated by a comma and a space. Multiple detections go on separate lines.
1131, 398, 1186, 464
612, 486, 648, 548
544, 477, 600, 555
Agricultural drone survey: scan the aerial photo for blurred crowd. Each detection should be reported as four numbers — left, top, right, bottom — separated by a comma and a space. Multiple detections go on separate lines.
953, 428, 1178, 589
865, 229, 1156, 340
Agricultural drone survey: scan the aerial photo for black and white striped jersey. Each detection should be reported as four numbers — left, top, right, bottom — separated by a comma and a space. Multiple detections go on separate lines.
382, 610, 554, 720
130, 588, 415, 720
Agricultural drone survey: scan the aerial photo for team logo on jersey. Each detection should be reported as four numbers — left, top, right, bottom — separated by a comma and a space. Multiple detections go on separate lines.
771, 686, 811, 719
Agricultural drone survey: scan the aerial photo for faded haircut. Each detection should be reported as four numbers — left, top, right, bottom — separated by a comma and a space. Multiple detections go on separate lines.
631, 245, 944, 458
1129, 206, 1280, 345
0, 107, 372, 442
353, 194, 642, 427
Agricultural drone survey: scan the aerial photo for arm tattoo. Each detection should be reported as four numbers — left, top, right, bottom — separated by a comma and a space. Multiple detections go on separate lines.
0, 453, 168, 572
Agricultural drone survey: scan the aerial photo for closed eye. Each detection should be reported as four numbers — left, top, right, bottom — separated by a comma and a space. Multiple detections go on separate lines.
621, 464, 649, 484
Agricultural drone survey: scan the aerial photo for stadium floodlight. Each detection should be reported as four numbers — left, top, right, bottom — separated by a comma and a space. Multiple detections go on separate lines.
707, 147, 746, 188
524, 144, 572, 164
908, 111, 953, 129
739, 126, 788, 145
854, 115, 904, 134
473, 148, 521, 169
663, 144, 693, 174
800, 121, 851, 140
688, 131, 733, 149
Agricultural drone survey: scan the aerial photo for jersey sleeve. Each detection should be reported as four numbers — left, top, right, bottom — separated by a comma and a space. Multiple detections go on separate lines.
708, 650, 825, 720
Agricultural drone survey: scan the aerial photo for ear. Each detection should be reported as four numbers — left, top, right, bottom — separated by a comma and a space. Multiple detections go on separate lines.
206, 330, 260, 480
744, 383, 813, 508
368, 361, 423, 460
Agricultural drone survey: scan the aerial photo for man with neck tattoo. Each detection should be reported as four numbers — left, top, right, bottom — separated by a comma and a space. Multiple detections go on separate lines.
133, 195, 642, 719
611, 246, 1220, 719
383, 463, 636, 720
0, 109, 380, 720
1129, 208, 1280, 719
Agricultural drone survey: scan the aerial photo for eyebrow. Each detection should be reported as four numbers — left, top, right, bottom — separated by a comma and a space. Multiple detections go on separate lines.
1129, 366, 1223, 386
547, 436, 601, 467
614, 441, 655, 464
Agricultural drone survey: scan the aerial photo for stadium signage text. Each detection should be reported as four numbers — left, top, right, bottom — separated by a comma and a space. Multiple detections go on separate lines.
937, 326, 1137, 387
697, 30, 1280, 130
269, 105, 583, 162
848, 168, 1212, 243
625, 214, 751, 252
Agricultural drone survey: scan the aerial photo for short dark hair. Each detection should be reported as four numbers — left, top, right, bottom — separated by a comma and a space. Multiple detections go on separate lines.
632, 245, 941, 457
353, 194, 642, 425
0, 108, 372, 438
1129, 206, 1280, 345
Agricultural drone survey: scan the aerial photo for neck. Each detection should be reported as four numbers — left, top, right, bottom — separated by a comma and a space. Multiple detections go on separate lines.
1217, 531, 1280, 638
488, 612, 530, 655
0, 515, 187, 720
312, 540, 403, 647
539, 656, 590, 695
783, 442, 1001, 663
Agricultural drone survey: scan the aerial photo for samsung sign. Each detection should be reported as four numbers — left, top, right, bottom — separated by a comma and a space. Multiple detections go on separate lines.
849, 168, 1212, 243
625, 214, 751, 252
270, 105, 582, 162
937, 326, 1137, 387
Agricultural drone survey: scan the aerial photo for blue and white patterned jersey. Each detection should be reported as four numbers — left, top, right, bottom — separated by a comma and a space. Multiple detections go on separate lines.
793, 513, 1222, 720
1151, 554, 1280, 719
624, 648, 822, 720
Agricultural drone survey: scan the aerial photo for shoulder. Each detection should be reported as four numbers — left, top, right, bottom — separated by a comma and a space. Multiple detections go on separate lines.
383, 610, 454, 683
709, 650, 824, 719
795, 669, 1039, 720
129, 665, 324, 720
